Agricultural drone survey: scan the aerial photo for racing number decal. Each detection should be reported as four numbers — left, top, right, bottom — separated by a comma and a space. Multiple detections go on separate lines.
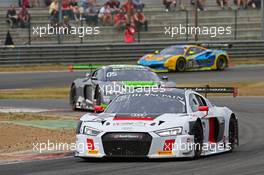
106, 72, 117, 78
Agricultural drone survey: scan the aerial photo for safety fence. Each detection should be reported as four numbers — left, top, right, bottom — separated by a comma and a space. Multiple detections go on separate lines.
0, 40, 264, 65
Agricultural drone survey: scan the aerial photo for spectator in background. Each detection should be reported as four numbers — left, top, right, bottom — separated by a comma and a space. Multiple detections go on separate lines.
247, 0, 260, 8
80, 0, 97, 20
6, 5, 19, 28
191, 0, 207, 11
18, 0, 22, 7
133, 0, 145, 11
62, 0, 74, 20
106, 0, 120, 14
69, 0, 80, 21
88, 0, 98, 14
234, 0, 247, 9
123, 0, 135, 21
86, 7, 98, 25
49, 0, 59, 24
18, 6, 30, 28
134, 10, 148, 31
163, 0, 176, 12
217, 0, 231, 9
124, 23, 136, 43
178, 0, 185, 10
30, 0, 40, 7
114, 8, 126, 31
253, 0, 261, 8
98, 4, 112, 25
80, 0, 89, 20
23, 0, 30, 8
123, 0, 134, 16
45, 0, 52, 6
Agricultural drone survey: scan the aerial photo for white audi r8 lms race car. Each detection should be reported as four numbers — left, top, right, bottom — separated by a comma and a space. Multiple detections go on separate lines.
75, 87, 239, 159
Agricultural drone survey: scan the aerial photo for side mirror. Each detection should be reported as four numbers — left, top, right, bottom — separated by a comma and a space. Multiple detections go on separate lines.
198, 106, 209, 112
189, 51, 195, 55
94, 105, 105, 113
198, 106, 209, 117
155, 50, 160, 54
162, 76, 168, 81
85, 73, 90, 78
91, 76, 97, 81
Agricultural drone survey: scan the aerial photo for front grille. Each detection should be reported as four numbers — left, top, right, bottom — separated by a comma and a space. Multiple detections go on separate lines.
102, 132, 152, 157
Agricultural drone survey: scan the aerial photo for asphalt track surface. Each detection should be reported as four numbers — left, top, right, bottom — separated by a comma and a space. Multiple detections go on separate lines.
0, 65, 264, 89
0, 97, 264, 175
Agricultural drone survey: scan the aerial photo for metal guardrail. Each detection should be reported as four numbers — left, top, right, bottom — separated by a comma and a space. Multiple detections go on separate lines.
0, 40, 264, 65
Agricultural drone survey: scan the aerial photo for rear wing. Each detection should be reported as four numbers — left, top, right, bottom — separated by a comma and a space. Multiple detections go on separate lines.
198, 43, 233, 50
68, 64, 102, 72
176, 85, 238, 97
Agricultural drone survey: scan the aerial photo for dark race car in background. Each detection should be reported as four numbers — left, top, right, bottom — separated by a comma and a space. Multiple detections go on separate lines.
138, 45, 230, 72
69, 65, 175, 111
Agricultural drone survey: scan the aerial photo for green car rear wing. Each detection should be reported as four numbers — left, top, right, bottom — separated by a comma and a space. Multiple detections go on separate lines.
68, 64, 103, 72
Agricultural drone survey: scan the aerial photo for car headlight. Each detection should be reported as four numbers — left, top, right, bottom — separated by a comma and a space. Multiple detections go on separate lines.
154, 127, 182, 137
83, 126, 102, 136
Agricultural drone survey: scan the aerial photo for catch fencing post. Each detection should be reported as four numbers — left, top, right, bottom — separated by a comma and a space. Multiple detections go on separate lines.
185, 10, 189, 41
58, 0, 63, 44
81, 19, 83, 44
28, 14, 31, 45
261, 0, 264, 39
194, 0, 198, 41
234, 10, 237, 40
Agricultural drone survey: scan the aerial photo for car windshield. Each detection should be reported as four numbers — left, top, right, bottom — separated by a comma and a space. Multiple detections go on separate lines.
105, 93, 186, 115
160, 47, 185, 55
106, 69, 160, 81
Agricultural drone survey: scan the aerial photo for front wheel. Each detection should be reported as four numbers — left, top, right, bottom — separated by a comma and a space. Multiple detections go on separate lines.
94, 86, 102, 106
191, 122, 204, 159
175, 57, 186, 72
216, 56, 228, 71
70, 85, 77, 111
229, 117, 238, 151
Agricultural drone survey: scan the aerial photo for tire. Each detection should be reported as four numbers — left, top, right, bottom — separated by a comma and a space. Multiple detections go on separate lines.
78, 157, 93, 161
229, 117, 238, 151
78, 157, 102, 162
216, 56, 228, 71
191, 122, 204, 159
70, 85, 77, 111
94, 86, 102, 106
175, 57, 186, 72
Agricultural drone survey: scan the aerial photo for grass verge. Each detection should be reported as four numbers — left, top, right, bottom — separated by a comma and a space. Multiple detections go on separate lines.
0, 112, 75, 154
0, 88, 69, 99
0, 81, 263, 100
0, 112, 61, 121
0, 64, 68, 72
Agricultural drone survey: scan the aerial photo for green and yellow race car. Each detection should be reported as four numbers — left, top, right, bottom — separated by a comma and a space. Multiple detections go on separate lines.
138, 45, 230, 72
